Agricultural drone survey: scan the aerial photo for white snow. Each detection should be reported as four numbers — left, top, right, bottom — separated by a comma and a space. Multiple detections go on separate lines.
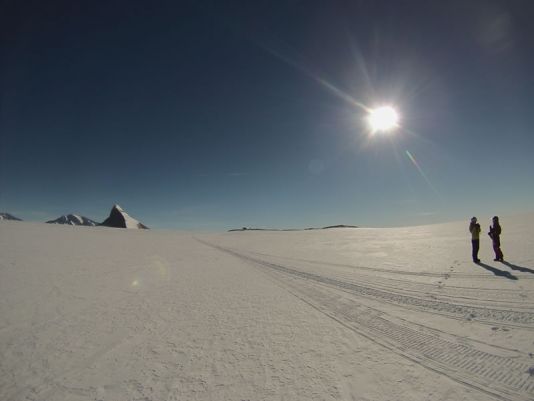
121, 211, 142, 229
72, 214, 83, 225
1, 214, 534, 401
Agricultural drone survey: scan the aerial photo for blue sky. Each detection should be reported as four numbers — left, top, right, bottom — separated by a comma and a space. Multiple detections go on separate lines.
1, 0, 534, 230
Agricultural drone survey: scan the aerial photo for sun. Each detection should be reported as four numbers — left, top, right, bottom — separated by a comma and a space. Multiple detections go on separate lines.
367, 106, 399, 133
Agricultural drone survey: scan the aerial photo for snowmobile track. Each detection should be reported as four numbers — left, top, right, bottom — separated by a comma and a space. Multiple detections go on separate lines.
251, 251, 534, 307
251, 251, 534, 280
199, 240, 534, 401
281, 280, 534, 401
202, 242, 534, 328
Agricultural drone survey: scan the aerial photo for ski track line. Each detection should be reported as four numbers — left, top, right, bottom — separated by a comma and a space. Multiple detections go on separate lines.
248, 252, 534, 307
249, 251, 534, 280
200, 241, 534, 329
198, 240, 534, 401
276, 276, 534, 401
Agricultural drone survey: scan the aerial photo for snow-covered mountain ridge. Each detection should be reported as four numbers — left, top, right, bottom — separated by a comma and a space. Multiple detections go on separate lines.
0, 212, 22, 221
0, 205, 147, 229
46, 214, 97, 226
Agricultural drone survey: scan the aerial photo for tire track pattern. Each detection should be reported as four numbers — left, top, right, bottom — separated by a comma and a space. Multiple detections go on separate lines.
208, 243, 534, 327
252, 253, 534, 306
199, 241, 534, 401
284, 280, 534, 401
252, 252, 534, 280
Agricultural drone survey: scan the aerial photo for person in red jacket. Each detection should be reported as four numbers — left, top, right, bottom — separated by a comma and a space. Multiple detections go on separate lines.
488, 216, 504, 262
469, 217, 481, 263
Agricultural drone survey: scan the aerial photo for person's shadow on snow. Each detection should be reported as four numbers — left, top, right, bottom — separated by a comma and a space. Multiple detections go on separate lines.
475, 262, 518, 280
501, 261, 534, 274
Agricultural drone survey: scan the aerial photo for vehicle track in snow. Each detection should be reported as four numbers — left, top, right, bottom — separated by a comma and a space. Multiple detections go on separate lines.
201, 242, 534, 328
247, 251, 534, 308
250, 251, 534, 280
277, 277, 534, 401
200, 240, 534, 401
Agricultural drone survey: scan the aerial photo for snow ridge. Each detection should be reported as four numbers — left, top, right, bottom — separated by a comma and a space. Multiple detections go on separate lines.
46, 214, 97, 226
0, 213, 22, 221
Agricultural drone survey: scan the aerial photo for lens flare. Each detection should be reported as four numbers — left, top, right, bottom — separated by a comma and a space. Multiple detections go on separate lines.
405, 150, 440, 196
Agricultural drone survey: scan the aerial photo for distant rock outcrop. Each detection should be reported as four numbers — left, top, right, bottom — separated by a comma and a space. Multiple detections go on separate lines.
0, 213, 22, 221
229, 224, 358, 232
321, 224, 358, 229
100, 204, 148, 229
46, 214, 97, 226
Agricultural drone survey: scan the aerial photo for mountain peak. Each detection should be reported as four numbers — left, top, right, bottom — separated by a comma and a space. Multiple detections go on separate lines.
0, 213, 22, 221
112, 204, 124, 213
46, 214, 97, 226
101, 205, 148, 229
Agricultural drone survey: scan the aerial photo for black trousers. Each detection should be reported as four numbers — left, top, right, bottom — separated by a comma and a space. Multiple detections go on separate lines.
492, 239, 504, 260
472, 239, 480, 261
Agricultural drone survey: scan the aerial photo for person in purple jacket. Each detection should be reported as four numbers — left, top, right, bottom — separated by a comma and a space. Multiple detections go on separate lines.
488, 216, 504, 262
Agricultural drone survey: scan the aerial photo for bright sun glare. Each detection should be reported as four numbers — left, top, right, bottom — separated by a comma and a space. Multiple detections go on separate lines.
367, 106, 399, 133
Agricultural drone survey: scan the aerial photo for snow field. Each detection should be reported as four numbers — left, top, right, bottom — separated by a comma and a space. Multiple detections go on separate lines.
1, 215, 534, 401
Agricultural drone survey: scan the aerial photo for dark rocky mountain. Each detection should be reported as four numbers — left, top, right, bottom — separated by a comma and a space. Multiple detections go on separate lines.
321, 224, 358, 229
46, 214, 97, 226
0, 213, 22, 221
229, 224, 358, 232
100, 204, 148, 229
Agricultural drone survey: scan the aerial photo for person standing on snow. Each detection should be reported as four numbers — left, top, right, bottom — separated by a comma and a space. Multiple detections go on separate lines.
488, 216, 504, 262
469, 217, 481, 263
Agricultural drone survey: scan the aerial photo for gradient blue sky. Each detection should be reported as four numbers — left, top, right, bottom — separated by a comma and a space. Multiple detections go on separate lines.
1, 0, 534, 230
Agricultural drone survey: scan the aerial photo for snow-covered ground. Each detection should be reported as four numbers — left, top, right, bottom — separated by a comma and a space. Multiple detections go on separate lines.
1, 214, 534, 401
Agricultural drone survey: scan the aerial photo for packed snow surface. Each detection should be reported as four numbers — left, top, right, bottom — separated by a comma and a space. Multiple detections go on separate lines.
1, 214, 534, 401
